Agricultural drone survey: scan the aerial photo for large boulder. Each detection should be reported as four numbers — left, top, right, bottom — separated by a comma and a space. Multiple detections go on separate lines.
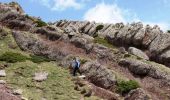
34, 26, 63, 41
0, 11, 33, 31
159, 50, 170, 66
12, 31, 68, 60
142, 25, 161, 47
133, 28, 145, 46
149, 33, 170, 57
119, 59, 151, 76
80, 61, 116, 89
92, 44, 120, 62
119, 58, 170, 83
125, 88, 151, 100
128, 47, 149, 60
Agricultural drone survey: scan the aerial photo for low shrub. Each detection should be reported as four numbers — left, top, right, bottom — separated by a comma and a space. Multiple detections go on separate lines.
29, 55, 51, 63
117, 80, 140, 94
25, 14, 35, 21
96, 25, 104, 32
35, 19, 47, 27
167, 30, 170, 33
0, 52, 28, 63
93, 25, 104, 37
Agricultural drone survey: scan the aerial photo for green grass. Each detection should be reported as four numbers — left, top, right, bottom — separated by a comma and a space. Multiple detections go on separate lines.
35, 19, 47, 27
25, 14, 35, 21
0, 52, 28, 63
29, 55, 51, 63
1, 61, 81, 100
0, 52, 52, 63
117, 80, 140, 94
0, 27, 101, 100
0, 61, 101, 100
94, 37, 115, 49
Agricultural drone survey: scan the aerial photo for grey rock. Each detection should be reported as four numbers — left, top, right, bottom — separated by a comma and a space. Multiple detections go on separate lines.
149, 33, 170, 56
83, 22, 95, 34
142, 25, 161, 47
35, 27, 62, 41
0, 80, 6, 84
119, 59, 151, 76
33, 72, 48, 82
80, 61, 116, 89
13, 89, 23, 95
125, 88, 151, 100
0, 70, 6, 77
125, 22, 143, 45
133, 28, 145, 46
159, 50, 170, 65
128, 47, 149, 60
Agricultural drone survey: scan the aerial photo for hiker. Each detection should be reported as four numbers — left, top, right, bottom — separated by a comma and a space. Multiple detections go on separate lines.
72, 57, 81, 76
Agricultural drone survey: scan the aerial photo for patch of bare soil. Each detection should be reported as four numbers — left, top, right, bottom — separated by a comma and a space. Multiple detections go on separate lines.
0, 84, 21, 100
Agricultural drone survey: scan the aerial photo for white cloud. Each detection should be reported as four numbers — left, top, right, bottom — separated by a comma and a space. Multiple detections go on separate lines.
31, 0, 88, 11
51, 0, 82, 11
83, 2, 169, 31
83, 3, 126, 23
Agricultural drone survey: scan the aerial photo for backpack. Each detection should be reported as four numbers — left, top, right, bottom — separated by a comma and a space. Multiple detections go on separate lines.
72, 60, 80, 68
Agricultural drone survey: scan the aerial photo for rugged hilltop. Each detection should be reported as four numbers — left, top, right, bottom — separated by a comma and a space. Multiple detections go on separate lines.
0, 2, 170, 100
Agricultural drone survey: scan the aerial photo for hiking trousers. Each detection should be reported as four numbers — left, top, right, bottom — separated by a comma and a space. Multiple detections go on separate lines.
73, 66, 81, 76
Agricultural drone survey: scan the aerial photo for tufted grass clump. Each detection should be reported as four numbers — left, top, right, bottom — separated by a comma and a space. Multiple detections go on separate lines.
117, 80, 140, 94
94, 36, 115, 49
35, 19, 47, 27
29, 55, 51, 63
0, 52, 28, 63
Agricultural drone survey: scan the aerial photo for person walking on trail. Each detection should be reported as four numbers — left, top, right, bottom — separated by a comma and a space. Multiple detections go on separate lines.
72, 57, 81, 76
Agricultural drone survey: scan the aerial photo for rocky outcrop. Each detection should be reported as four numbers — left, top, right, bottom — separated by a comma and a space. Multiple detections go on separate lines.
0, 11, 33, 31
80, 61, 116, 89
119, 58, 170, 83
119, 59, 151, 76
125, 88, 151, 100
12, 31, 68, 60
128, 47, 149, 60
34, 26, 63, 41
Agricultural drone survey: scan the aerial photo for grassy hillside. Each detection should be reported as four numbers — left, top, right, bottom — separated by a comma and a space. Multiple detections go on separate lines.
0, 27, 100, 100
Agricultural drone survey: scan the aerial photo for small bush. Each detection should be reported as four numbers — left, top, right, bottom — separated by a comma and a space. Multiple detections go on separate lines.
96, 25, 104, 32
117, 80, 140, 94
0, 52, 28, 63
93, 25, 104, 37
29, 55, 51, 63
167, 30, 170, 33
35, 19, 47, 27
25, 14, 35, 21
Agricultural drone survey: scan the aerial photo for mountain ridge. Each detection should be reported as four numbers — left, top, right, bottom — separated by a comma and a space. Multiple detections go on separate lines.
0, 2, 170, 100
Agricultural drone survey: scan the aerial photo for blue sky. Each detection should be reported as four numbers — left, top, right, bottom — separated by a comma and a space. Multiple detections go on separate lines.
1, 0, 170, 31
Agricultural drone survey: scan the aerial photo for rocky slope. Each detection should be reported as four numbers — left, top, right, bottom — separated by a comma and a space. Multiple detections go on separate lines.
0, 2, 170, 100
